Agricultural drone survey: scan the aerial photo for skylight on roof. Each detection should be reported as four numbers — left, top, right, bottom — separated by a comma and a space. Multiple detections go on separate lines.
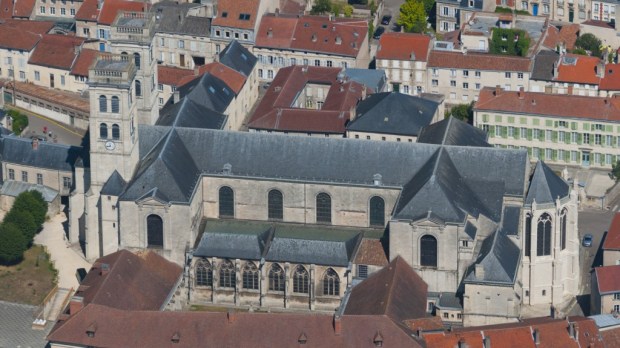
241, 53, 247, 60
222, 11, 228, 17
209, 86, 216, 93
239, 13, 251, 20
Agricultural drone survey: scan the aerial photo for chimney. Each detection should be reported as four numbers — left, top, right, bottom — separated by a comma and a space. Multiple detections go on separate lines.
475, 264, 485, 279
173, 90, 180, 104
495, 85, 501, 96
227, 310, 236, 323
32, 138, 39, 150
518, 86, 525, 99
333, 314, 342, 335
597, 61, 605, 78
553, 61, 558, 78
275, 8, 280, 16
69, 295, 84, 315
483, 336, 491, 348
416, 328, 424, 338
533, 328, 540, 345
463, 47, 468, 55
100, 263, 110, 276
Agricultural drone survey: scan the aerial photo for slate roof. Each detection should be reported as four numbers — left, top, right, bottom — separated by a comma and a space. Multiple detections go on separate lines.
346, 92, 439, 137
100, 170, 127, 196
344, 256, 428, 322
0, 135, 84, 172
417, 117, 491, 147
525, 161, 570, 205
0, 301, 52, 348
463, 226, 521, 285
464, 221, 477, 239
0, 180, 59, 202
501, 206, 521, 236
343, 68, 387, 93
376, 33, 431, 61
153, 1, 210, 36
436, 292, 462, 309
177, 73, 235, 114
603, 213, 620, 250
156, 97, 227, 130
218, 40, 257, 77
193, 220, 272, 260
531, 50, 559, 81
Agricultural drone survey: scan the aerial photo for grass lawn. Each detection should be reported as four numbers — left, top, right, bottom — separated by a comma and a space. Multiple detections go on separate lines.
0, 245, 58, 305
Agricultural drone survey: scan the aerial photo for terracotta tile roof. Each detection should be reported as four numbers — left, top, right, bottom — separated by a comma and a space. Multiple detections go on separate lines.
12, 81, 90, 113
354, 238, 388, 266
556, 54, 601, 85
600, 326, 620, 345
583, 19, 615, 29
427, 50, 532, 72
29, 35, 85, 70
194, 62, 246, 93
75, 0, 99, 22
475, 87, 620, 121
256, 14, 367, 58
48, 305, 423, 347
73, 249, 182, 311
248, 66, 367, 133
595, 265, 620, 294
157, 65, 196, 87
403, 316, 444, 332
603, 213, 620, 250
212, 0, 259, 30
0, 0, 35, 18
600, 64, 620, 91
376, 33, 431, 61
344, 256, 428, 323
542, 24, 578, 51
98, 0, 149, 26
278, 0, 305, 15
0, 19, 53, 51
70, 49, 101, 77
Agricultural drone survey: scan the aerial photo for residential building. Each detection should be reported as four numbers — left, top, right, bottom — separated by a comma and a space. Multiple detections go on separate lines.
0, 20, 54, 82
376, 33, 431, 95
592, 265, 620, 315
551, 0, 590, 23
591, 0, 616, 21
253, 14, 370, 82
27, 35, 86, 92
474, 87, 620, 168
34, 0, 83, 19
210, 0, 277, 47
603, 213, 620, 266
436, 0, 496, 33
0, 0, 35, 19
156, 65, 195, 107
541, 23, 579, 52
0, 179, 61, 215
530, 51, 603, 96
599, 63, 620, 97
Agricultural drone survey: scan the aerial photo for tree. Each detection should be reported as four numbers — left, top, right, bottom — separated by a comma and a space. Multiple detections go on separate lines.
445, 103, 474, 124
397, 0, 427, 33
611, 160, 620, 182
421, 0, 435, 17
572, 48, 587, 56
12, 191, 47, 229
344, 4, 354, 17
311, 0, 332, 14
0, 223, 27, 265
369, 0, 377, 16
575, 33, 602, 57
4, 210, 37, 245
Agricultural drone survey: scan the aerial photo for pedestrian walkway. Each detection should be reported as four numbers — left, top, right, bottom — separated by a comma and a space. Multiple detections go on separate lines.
34, 213, 91, 289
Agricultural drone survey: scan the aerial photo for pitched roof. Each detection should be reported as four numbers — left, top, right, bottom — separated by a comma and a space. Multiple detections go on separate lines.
74, 0, 99, 22
376, 33, 431, 61
70, 49, 101, 77
177, 73, 235, 114
600, 326, 620, 345
599, 63, 620, 91
47, 305, 423, 347
525, 161, 570, 205
72, 249, 182, 310
427, 50, 532, 72
0, 135, 84, 172
346, 92, 438, 137
344, 256, 428, 323
100, 170, 127, 196
255, 14, 367, 58
542, 24, 579, 51
0, 180, 59, 202
595, 265, 620, 294
0, 19, 53, 51
556, 54, 601, 85
0, 0, 35, 18
98, 0, 149, 26
28, 35, 85, 70
474, 87, 620, 122
218, 40, 257, 77
603, 213, 620, 250
0, 301, 52, 348
157, 66, 195, 87
353, 239, 388, 266
156, 97, 227, 130
211, 0, 260, 30
152, 1, 211, 36
417, 117, 491, 147
189, 62, 246, 94
531, 50, 559, 81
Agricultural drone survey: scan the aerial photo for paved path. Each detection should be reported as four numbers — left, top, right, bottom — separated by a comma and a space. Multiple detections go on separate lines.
34, 213, 91, 290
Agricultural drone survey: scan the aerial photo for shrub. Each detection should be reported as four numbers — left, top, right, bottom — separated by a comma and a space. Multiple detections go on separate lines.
575, 33, 602, 57
7, 110, 28, 135
0, 223, 27, 264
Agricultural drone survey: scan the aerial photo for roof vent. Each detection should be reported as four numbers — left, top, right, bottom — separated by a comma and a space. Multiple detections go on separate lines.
531, 99, 536, 106
533, 328, 540, 345
483, 336, 491, 348
267, 28, 273, 38
223, 163, 232, 175
373, 332, 384, 347
100, 263, 110, 276
298, 332, 308, 344
86, 322, 97, 338
312, 33, 317, 42
335, 35, 342, 45
458, 338, 469, 348
171, 332, 181, 343
373, 173, 382, 186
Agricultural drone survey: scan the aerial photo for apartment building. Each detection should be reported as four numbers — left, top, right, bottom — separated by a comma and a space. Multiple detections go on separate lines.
0, 20, 54, 83
34, 0, 82, 19
27, 35, 87, 92
474, 87, 620, 168
436, 0, 496, 33
375, 33, 431, 95
210, 0, 277, 46
530, 51, 603, 96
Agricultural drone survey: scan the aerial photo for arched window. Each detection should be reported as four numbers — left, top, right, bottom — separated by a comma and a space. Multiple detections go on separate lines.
316, 192, 331, 224
525, 213, 532, 257
195, 259, 212, 287
219, 260, 235, 288
99, 123, 108, 139
111, 124, 120, 140
537, 213, 552, 256
146, 214, 163, 248
134, 52, 141, 70
135, 80, 142, 97
111, 96, 119, 113
99, 95, 107, 112
120, 52, 128, 61
268, 263, 285, 292
292, 265, 309, 294
560, 209, 567, 250
242, 262, 259, 290
369, 196, 385, 227
322, 268, 340, 296
268, 189, 283, 221
219, 186, 234, 218
420, 235, 437, 267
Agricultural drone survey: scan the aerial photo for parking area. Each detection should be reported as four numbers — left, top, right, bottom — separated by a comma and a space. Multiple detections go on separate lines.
577, 208, 614, 299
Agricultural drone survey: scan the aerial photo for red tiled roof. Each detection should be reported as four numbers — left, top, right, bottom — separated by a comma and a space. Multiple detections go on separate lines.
556, 54, 601, 85
279, 0, 305, 15
29, 35, 85, 70
582, 19, 614, 29
157, 66, 196, 87
48, 305, 423, 347
256, 14, 367, 58
70, 49, 101, 77
195, 62, 246, 93
376, 32, 431, 62
595, 265, 620, 294
0, 0, 35, 18
600, 326, 620, 345
98, 0, 149, 26
13, 81, 90, 113
403, 317, 444, 332
344, 256, 428, 323
600, 63, 620, 91
427, 50, 532, 72
603, 213, 620, 250
0, 19, 54, 51
75, 0, 99, 22
212, 0, 260, 30
475, 87, 620, 121
354, 239, 388, 266
542, 24, 578, 51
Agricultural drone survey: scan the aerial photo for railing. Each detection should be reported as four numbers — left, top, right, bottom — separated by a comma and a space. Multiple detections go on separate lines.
32, 285, 58, 323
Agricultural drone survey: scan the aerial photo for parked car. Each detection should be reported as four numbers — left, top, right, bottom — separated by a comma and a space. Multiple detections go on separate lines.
582, 234, 593, 247
381, 15, 392, 25
373, 26, 386, 39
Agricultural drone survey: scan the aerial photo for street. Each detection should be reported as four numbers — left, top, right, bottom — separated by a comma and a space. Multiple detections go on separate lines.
17, 111, 85, 147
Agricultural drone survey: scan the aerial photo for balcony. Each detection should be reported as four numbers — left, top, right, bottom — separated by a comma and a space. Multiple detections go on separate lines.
111, 11, 156, 44
88, 54, 137, 86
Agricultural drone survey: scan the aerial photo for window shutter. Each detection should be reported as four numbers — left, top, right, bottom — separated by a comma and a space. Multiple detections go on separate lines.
606, 125, 613, 132
571, 122, 577, 130
483, 114, 489, 122
601, 154, 606, 165
489, 126, 495, 137
614, 136, 618, 147
545, 120, 553, 127
583, 122, 590, 131
527, 147, 533, 156
552, 131, 558, 142
540, 150, 545, 160
578, 134, 582, 144
565, 151, 570, 162
553, 150, 558, 161
565, 133, 570, 144
539, 130, 545, 141
527, 129, 533, 140
502, 126, 508, 138
554, 121, 558, 128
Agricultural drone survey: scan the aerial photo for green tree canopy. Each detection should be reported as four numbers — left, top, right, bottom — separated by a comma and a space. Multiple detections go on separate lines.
575, 33, 602, 57
611, 160, 620, 182
311, 0, 332, 14
4, 209, 37, 245
12, 191, 47, 228
445, 103, 474, 124
397, 0, 427, 33
0, 223, 27, 264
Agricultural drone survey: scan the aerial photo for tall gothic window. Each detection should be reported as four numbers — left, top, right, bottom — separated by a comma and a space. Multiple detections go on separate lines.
111, 96, 119, 113
195, 259, 212, 287
269, 264, 285, 292
99, 95, 107, 112
560, 209, 568, 250
316, 192, 331, 224
242, 262, 259, 290
292, 265, 309, 294
219, 260, 235, 288
219, 186, 234, 218
111, 124, 120, 140
525, 213, 532, 257
323, 268, 340, 296
134, 52, 141, 70
369, 196, 385, 227
99, 123, 108, 139
268, 189, 283, 221
135, 80, 142, 97
146, 214, 163, 248
537, 213, 552, 256
420, 235, 438, 267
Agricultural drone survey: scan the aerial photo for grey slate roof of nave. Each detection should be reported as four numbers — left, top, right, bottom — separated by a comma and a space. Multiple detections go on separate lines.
218, 40, 257, 77
525, 160, 570, 205
100, 170, 127, 196
178, 73, 235, 114
0, 135, 84, 172
417, 117, 491, 147
463, 226, 521, 285
156, 97, 227, 130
